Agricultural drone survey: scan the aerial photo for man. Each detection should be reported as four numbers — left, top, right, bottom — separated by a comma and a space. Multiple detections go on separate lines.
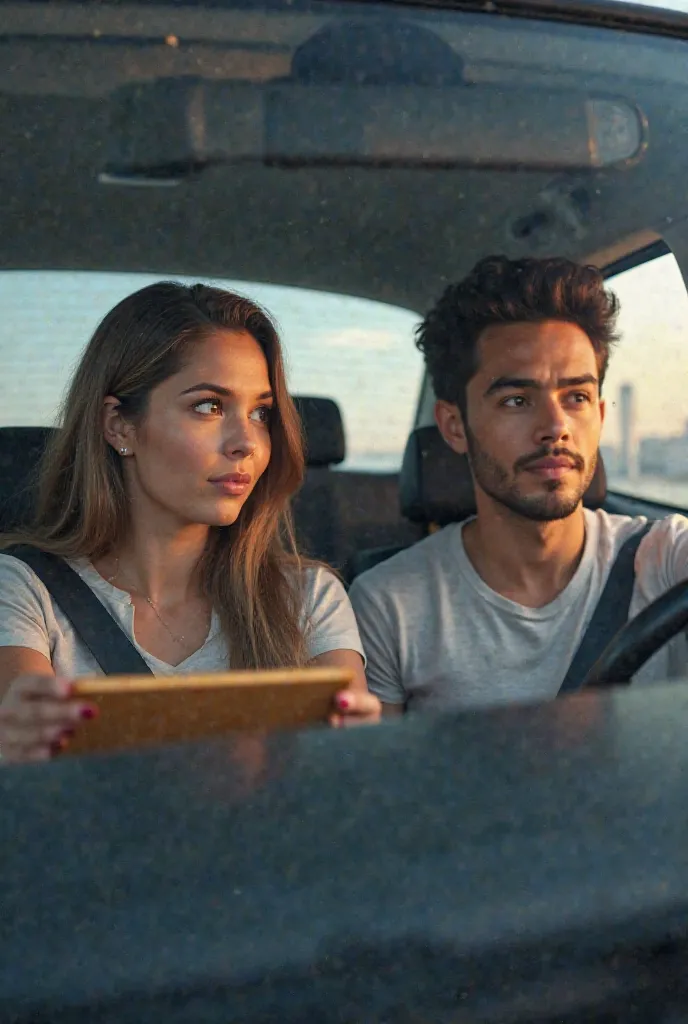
349, 255, 688, 714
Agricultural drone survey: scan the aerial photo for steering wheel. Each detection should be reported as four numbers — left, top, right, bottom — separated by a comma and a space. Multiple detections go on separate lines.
582, 580, 688, 688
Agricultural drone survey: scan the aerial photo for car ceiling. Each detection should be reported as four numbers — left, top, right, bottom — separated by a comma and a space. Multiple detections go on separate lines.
1, 1, 687, 312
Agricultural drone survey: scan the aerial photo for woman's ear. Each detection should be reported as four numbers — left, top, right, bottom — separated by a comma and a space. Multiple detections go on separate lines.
435, 399, 469, 455
102, 396, 136, 457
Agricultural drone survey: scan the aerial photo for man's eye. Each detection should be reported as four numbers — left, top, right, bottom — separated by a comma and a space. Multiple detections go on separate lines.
502, 395, 527, 408
194, 398, 223, 415
570, 392, 592, 404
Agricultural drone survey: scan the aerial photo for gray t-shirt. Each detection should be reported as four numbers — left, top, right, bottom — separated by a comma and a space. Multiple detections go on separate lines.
349, 509, 688, 711
0, 556, 363, 677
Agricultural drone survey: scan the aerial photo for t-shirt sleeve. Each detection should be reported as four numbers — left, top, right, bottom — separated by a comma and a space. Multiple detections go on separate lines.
0, 555, 52, 659
348, 575, 405, 706
636, 514, 688, 593
303, 567, 365, 662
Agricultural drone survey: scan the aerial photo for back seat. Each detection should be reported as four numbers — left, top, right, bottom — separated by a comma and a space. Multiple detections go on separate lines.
0, 425, 54, 532
293, 397, 422, 570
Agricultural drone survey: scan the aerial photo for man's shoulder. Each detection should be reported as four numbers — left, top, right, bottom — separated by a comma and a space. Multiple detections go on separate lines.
587, 508, 688, 593
349, 523, 462, 600
588, 507, 688, 552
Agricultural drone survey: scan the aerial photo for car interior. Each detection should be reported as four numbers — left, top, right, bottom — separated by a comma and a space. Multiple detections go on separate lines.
3, 0, 688, 1021
2, 0, 688, 578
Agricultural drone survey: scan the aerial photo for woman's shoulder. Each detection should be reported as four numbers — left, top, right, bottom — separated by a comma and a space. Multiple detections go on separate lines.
0, 553, 56, 654
0, 552, 48, 595
300, 563, 347, 603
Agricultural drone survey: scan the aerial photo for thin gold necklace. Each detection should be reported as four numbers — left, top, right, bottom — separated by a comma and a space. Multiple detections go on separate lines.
107, 559, 187, 645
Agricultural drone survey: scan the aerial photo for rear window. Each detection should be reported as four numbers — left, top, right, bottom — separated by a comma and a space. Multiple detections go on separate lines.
0, 272, 422, 472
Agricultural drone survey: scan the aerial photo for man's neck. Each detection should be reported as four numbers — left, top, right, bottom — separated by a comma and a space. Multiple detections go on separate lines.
461, 502, 586, 608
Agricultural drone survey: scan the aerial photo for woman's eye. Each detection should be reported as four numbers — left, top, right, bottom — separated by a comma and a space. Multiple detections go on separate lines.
194, 398, 223, 416
250, 405, 272, 424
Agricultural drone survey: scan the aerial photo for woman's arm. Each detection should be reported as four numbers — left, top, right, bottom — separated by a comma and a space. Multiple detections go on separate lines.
310, 648, 381, 726
0, 645, 54, 701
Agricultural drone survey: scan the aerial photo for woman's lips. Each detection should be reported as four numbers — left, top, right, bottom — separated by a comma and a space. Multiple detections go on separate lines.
209, 473, 252, 496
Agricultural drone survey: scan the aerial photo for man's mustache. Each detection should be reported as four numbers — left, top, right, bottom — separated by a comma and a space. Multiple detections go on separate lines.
514, 447, 586, 472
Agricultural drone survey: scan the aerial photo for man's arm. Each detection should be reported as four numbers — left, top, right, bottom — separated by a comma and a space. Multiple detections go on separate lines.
348, 576, 407, 713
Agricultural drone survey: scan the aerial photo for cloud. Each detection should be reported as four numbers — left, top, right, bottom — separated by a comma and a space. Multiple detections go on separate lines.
316, 326, 405, 352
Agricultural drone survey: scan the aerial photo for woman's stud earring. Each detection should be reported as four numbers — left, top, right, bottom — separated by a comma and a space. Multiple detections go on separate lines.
119, 447, 128, 455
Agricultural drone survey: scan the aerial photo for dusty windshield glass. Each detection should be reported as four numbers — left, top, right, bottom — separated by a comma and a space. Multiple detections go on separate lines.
4, 0, 688, 1017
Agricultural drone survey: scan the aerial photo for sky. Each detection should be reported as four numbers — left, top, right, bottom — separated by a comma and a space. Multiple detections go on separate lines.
605, 0, 688, 9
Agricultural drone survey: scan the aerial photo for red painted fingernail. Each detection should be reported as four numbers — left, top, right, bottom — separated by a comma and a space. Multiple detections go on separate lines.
81, 706, 98, 720
336, 694, 350, 710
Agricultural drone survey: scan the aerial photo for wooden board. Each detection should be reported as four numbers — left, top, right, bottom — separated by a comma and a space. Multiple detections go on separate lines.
64, 667, 353, 756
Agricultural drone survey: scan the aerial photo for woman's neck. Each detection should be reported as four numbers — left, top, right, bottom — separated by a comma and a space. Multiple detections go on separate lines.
100, 522, 210, 607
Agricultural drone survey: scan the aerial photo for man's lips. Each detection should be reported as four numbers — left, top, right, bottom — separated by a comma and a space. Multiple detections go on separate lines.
525, 456, 576, 479
209, 473, 252, 495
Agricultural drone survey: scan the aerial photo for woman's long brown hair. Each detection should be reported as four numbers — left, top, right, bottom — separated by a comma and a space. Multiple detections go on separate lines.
2, 282, 309, 668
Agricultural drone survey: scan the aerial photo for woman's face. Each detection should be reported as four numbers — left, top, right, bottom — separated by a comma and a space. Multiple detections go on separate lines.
108, 329, 274, 529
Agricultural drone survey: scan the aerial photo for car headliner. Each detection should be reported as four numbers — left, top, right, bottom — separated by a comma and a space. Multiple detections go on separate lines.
0, 0, 686, 313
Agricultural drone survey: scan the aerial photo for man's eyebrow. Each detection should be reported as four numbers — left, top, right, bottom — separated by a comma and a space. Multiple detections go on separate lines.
484, 374, 598, 397
180, 382, 274, 400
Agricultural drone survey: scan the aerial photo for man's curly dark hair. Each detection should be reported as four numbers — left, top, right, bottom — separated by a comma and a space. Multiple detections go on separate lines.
416, 255, 620, 416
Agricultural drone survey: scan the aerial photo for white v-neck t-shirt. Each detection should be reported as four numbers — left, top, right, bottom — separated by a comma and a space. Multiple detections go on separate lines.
0, 556, 363, 676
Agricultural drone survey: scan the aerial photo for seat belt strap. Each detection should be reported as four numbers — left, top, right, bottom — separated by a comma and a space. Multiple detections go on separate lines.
8, 545, 153, 676
558, 521, 654, 694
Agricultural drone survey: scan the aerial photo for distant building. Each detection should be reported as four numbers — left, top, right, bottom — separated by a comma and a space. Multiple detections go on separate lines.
639, 432, 688, 480
617, 383, 637, 478
599, 444, 618, 477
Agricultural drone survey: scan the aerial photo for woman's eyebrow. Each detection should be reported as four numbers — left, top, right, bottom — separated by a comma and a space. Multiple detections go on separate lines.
179, 382, 274, 400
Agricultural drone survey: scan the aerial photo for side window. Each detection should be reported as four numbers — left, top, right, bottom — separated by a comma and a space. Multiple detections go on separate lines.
0, 272, 423, 472
603, 248, 688, 506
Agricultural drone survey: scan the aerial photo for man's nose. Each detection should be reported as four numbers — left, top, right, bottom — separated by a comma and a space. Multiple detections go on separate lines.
534, 396, 569, 445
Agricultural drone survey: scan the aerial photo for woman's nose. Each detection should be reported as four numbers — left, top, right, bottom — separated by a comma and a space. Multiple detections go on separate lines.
223, 422, 257, 459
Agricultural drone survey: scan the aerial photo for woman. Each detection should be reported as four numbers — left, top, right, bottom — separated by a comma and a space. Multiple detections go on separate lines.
0, 282, 379, 763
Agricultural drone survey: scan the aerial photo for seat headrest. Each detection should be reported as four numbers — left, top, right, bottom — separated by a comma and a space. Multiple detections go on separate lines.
294, 396, 345, 468
0, 426, 56, 532
400, 425, 607, 525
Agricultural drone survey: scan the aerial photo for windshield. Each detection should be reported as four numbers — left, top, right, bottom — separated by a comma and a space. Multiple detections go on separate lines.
3, 2, 688, 1016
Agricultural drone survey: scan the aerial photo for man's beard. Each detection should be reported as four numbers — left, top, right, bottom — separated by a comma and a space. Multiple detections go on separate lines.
464, 426, 596, 522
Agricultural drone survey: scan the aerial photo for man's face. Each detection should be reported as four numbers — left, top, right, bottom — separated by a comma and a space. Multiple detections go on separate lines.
436, 320, 606, 522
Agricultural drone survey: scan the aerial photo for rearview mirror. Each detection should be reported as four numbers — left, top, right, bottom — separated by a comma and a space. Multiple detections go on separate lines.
101, 77, 647, 185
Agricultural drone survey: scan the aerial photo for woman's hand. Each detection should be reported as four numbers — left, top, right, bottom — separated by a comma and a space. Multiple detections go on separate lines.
330, 687, 382, 727
310, 648, 382, 728
0, 675, 97, 764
